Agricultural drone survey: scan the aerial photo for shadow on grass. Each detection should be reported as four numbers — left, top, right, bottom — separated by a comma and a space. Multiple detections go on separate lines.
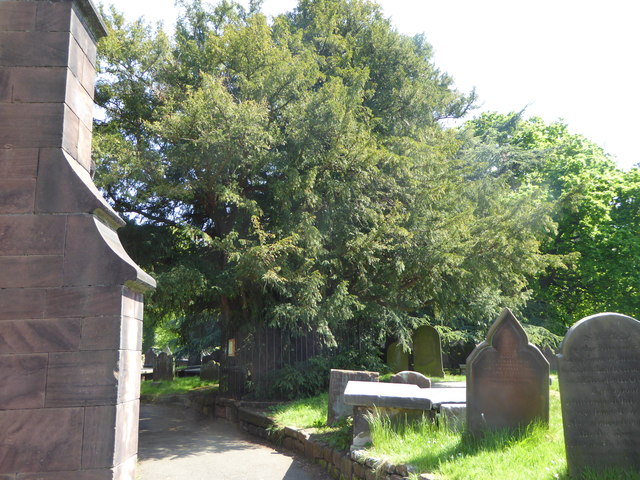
398, 422, 640, 480
406, 424, 546, 471
368, 415, 570, 480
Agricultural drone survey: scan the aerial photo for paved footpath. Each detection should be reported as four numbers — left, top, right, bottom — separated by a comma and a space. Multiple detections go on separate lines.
138, 404, 332, 480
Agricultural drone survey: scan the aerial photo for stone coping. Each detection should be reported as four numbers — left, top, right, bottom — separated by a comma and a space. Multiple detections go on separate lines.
73, 0, 108, 39
344, 380, 466, 410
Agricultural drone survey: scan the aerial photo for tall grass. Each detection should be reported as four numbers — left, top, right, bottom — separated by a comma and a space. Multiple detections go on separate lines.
367, 393, 567, 480
366, 380, 640, 480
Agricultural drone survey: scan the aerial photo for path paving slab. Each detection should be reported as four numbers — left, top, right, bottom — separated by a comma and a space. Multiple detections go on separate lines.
138, 404, 330, 480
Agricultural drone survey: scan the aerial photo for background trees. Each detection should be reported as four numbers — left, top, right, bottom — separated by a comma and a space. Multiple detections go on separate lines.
95, 0, 558, 365
463, 112, 640, 332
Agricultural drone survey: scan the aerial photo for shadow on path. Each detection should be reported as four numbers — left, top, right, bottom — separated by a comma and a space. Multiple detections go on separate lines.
138, 404, 331, 480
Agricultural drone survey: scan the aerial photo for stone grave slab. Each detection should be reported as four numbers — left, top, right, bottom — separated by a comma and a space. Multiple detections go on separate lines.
558, 312, 640, 476
327, 369, 379, 426
440, 403, 466, 431
386, 341, 409, 373
466, 308, 549, 435
344, 380, 465, 447
343, 381, 466, 410
412, 325, 444, 377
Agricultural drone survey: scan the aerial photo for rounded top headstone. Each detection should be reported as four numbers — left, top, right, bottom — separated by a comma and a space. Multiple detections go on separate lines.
390, 370, 431, 388
558, 312, 640, 360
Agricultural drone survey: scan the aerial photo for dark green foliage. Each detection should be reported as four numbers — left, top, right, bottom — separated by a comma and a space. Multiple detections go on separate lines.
254, 350, 389, 400
521, 324, 563, 353
435, 325, 480, 368
436, 322, 561, 367
256, 356, 331, 400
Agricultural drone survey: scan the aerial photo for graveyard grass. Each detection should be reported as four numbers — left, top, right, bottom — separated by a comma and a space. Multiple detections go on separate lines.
269, 393, 329, 428
366, 377, 640, 480
367, 393, 566, 480
140, 377, 218, 399
269, 375, 640, 480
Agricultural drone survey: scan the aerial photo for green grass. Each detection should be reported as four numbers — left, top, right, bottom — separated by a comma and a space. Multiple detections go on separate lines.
140, 377, 218, 399
365, 382, 639, 480
366, 392, 567, 480
268, 393, 354, 450
268, 393, 329, 428
432, 373, 466, 383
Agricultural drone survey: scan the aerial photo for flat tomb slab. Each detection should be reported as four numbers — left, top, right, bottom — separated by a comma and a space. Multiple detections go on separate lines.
343, 381, 465, 410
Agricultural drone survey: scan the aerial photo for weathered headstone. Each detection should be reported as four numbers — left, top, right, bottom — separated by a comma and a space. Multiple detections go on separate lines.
386, 341, 409, 373
153, 352, 175, 381
466, 308, 549, 435
327, 369, 379, 426
200, 361, 220, 381
144, 348, 158, 368
412, 325, 445, 377
558, 313, 640, 476
390, 370, 431, 388
0, 1, 154, 478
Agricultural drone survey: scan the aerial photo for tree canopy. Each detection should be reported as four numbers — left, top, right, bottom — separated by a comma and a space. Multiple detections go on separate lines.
94, 0, 559, 358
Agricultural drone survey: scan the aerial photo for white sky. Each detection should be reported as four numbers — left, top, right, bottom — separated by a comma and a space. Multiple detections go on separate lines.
102, 0, 640, 169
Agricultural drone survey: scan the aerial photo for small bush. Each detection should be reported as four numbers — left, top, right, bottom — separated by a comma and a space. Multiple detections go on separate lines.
253, 349, 389, 400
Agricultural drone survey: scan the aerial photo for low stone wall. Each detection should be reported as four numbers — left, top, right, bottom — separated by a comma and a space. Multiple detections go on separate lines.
142, 391, 431, 480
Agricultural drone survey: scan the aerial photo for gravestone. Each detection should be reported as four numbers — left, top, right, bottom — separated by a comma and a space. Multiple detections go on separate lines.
386, 341, 409, 373
557, 313, 640, 476
390, 370, 431, 388
412, 325, 445, 377
0, 1, 154, 478
153, 352, 175, 381
466, 308, 549, 435
200, 361, 220, 381
327, 369, 379, 426
144, 348, 158, 368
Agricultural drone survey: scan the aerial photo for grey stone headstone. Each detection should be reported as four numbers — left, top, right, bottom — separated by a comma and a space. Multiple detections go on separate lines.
327, 369, 379, 426
200, 361, 220, 381
558, 313, 640, 477
466, 308, 549, 435
386, 342, 409, 373
153, 352, 175, 381
143, 348, 157, 368
412, 325, 444, 377
391, 370, 431, 388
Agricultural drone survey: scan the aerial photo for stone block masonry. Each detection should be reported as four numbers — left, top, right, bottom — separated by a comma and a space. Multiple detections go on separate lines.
0, 1, 155, 479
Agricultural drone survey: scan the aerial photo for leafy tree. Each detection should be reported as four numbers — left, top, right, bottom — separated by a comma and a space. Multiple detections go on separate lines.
94, 0, 553, 359
464, 112, 640, 331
